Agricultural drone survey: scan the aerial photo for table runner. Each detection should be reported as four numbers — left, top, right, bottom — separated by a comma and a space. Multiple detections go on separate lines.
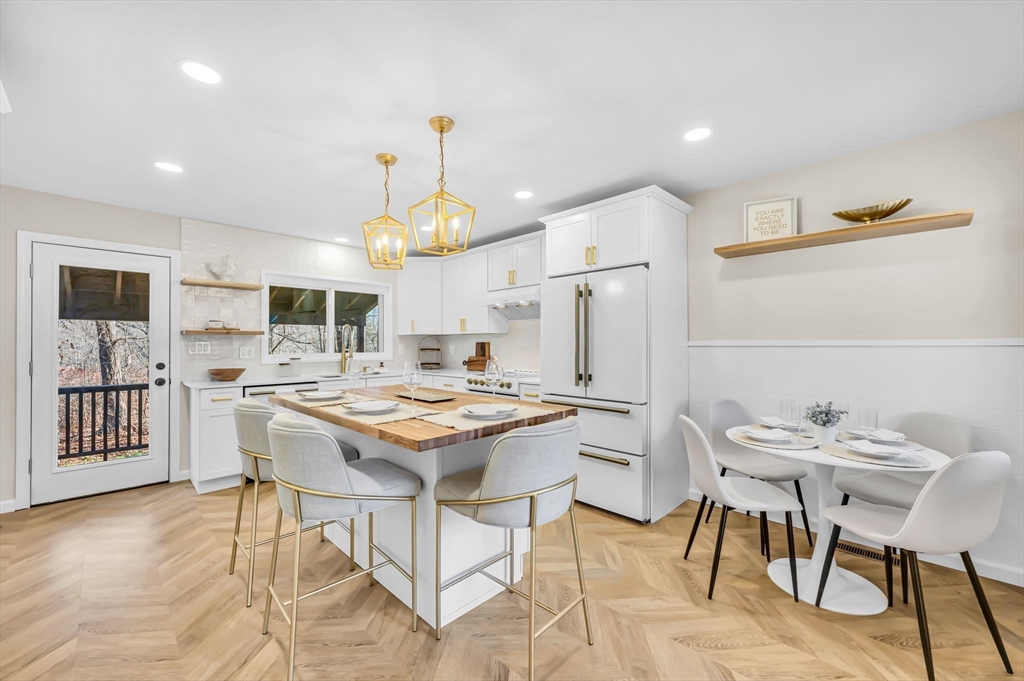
418, 404, 556, 432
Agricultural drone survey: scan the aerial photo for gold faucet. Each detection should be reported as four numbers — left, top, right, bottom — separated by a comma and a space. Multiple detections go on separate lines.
339, 324, 355, 373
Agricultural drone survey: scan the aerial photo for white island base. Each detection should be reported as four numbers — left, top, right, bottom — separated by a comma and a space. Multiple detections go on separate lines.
314, 423, 527, 632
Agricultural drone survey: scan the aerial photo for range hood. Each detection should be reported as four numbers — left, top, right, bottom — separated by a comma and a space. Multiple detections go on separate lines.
486, 285, 541, 321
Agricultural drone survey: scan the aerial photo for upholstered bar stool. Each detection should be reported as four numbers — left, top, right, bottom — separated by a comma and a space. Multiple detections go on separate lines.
230, 399, 359, 607
679, 415, 801, 601
817, 451, 1013, 681
433, 418, 593, 681
704, 400, 813, 556
263, 413, 421, 681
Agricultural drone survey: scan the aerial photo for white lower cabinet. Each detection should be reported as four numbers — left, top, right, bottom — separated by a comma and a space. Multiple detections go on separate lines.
518, 384, 541, 402
188, 386, 243, 494
575, 446, 647, 521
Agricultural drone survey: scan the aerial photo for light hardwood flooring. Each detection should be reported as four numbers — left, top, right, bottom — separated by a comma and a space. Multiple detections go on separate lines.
1, 480, 1022, 680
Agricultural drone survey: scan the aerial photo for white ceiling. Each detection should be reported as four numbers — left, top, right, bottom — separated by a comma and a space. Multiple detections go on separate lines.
1, 1, 1021, 247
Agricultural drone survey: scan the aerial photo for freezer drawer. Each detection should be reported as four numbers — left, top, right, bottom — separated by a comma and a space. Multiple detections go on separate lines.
541, 396, 647, 456
575, 446, 647, 521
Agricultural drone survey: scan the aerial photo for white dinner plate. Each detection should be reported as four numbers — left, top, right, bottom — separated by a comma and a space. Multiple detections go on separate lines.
298, 390, 344, 401
740, 427, 793, 443
459, 405, 518, 420
842, 439, 906, 459
843, 430, 907, 446
345, 400, 399, 415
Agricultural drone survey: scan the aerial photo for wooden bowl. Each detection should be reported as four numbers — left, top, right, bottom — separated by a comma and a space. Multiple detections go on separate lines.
208, 368, 246, 382
832, 198, 913, 223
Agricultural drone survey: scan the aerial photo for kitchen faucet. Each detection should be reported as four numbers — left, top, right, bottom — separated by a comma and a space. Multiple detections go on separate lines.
339, 323, 355, 374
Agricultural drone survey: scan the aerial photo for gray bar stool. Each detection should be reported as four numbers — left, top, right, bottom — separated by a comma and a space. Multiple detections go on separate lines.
433, 417, 593, 681
230, 399, 359, 607
263, 413, 421, 681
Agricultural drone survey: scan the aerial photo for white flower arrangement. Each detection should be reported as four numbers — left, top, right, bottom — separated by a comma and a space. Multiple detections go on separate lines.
805, 401, 847, 428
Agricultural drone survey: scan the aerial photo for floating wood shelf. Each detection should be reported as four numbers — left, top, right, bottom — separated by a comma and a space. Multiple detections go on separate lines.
714, 210, 974, 259
181, 277, 264, 291
181, 329, 265, 336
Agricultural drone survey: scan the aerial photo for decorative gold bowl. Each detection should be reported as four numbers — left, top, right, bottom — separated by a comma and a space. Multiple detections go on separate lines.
832, 198, 913, 224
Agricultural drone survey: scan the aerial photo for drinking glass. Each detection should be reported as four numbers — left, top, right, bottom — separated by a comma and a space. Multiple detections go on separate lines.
779, 398, 791, 426
344, 357, 362, 392
484, 359, 504, 404
859, 406, 878, 435
403, 361, 423, 406
792, 401, 804, 434
834, 401, 850, 433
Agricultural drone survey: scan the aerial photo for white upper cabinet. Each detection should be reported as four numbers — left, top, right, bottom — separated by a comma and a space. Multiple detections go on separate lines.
442, 252, 508, 335
441, 257, 466, 335
487, 235, 543, 291
545, 212, 593, 278
397, 260, 442, 335
543, 196, 649, 277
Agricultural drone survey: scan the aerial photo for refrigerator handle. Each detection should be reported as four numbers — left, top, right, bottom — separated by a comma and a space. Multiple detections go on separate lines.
583, 282, 592, 385
574, 284, 582, 386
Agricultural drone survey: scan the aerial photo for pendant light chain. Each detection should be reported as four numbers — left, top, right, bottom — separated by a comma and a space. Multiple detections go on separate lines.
383, 161, 390, 216
437, 129, 446, 191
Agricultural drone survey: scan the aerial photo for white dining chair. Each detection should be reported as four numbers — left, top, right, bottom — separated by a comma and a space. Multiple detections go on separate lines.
835, 412, 971, 603
263, 413, 421, 681
679, 415, 802, 601
702, 400, 813, 558
433, 418, 593, 681
816, 451, 1013, 681
230, 399, 359, 607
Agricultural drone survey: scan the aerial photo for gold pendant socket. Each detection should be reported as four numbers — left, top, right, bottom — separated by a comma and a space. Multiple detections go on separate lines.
376, 153, 398, 166
429, 116, 455, 134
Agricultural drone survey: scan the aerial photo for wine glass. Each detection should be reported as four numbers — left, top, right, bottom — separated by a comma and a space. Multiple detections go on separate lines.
858, 406, 878, 436
403, 361, 423, 406
792, 401, 804, 434
483, 359, 504, 404
779, 398, 791, 427
834, 401, 850, 433
344, 356, 362, 393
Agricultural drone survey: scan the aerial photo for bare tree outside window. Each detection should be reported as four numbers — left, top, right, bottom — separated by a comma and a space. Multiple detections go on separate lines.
268, 286, 328, 355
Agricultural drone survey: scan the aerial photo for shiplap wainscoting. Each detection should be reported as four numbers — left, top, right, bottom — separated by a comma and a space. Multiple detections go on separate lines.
688, 341, 1024, 586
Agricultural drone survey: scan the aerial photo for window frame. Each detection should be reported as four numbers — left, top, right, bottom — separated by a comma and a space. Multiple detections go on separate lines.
260, 271, 392, 365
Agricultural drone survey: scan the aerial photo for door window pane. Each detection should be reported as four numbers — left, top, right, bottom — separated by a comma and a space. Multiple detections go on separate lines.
57, 267, 150, 467
268, 286, 328, 355
334, 290, 381, 354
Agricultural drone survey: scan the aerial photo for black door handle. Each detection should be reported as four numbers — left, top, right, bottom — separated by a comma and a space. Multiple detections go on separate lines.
156, 362, 166, 370
154, 378, 167, 387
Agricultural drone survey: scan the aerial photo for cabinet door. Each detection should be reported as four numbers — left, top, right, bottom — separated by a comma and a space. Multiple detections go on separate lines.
539, 273, 587, 399
487, 245, 515, 291
396, 266, 416, 335
512, 237, 542, 287
584, 266, 648, 404
441, 258, 465, 335
464, 252, 507, 334
591, 197, 648, 270
412, 261, 443, 335
198, 409, 240, 481
545, 212, 592, 277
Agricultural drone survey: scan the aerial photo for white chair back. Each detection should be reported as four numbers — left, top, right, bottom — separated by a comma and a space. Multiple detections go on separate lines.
892, 451, 1010, 555
476, 418, 581, 529
678, 415, 731, 507
234, 398, 276, 479
897, 412, 971, 458
709, 399, 755, 460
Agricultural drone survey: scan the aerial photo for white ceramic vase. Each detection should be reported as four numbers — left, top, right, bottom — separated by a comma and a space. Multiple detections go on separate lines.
814, 424, 836, 444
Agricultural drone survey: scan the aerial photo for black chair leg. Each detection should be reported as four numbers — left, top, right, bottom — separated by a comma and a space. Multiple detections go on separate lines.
759, 510, 765, 556
815, 524, 843, 607
883, 546, 894, 607
705, 468, 727, 523
760, 512, 771, 563
961, 551, 1014, 674
840, 493, 850, 506
793, 480, 813, 546
900, 548, 909, 604
707, 505, 730, 600
784, 512, 798, 603
684, 495, 707, 560
907, 551, 935, 681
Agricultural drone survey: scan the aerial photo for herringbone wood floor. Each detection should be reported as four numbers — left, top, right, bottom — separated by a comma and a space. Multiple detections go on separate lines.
1, 480, 1021, 680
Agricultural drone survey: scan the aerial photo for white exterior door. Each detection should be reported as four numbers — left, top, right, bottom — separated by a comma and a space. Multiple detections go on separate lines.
584, 266, 648, 404
539, 273, 587, 399
30, 243, 172, 505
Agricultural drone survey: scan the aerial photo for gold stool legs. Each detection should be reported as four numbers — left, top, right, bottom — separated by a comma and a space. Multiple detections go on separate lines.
410, 498, 418, 632
368, 511, 375, 586
569, 494, 594, 645
435, 503, 443, 640
287, 491, 303, 681
228, 473, 246, 575
528, 498, 537, 681
262, 507, 284, 635
245, 467, 262, 607
349, 518, 355, 571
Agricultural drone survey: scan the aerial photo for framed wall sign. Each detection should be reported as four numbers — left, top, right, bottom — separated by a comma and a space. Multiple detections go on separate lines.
744, 197, 798, 242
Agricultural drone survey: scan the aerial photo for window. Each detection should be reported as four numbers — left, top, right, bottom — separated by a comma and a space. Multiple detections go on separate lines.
261, 272, 392, 363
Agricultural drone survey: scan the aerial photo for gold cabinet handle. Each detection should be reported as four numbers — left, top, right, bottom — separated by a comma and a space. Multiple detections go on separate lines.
411, 320, 415, 332
512, 269, 516, 285
541, 398, 630, 414
460, 318, 466, 332
591, 245, 597, 264
579, 450, 630, 466
584, 246, 590, 266
210, 395, 235, 402
583, 282, 591, 386
246, 389, 277, 396
523, 391, 539, 398
442, 383, 455, 388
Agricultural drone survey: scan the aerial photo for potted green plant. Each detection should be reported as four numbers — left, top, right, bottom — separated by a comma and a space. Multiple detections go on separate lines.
805, 401, 848, 444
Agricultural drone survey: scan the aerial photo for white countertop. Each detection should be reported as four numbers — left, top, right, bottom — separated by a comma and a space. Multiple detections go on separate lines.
182, 367, 474, 391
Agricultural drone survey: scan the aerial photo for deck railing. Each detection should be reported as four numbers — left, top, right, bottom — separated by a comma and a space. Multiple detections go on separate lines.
57, 383, 149, 461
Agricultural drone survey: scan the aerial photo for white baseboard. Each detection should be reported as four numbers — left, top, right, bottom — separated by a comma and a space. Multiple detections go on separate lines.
0, 498, 18, 515
169, 468, 190, 483
190, 475, 240, 495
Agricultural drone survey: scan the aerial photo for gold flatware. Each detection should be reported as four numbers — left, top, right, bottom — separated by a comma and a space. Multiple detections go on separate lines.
833, 198, 913, 223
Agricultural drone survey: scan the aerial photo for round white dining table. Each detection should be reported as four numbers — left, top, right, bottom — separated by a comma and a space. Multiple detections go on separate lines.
725, 426, 951, 616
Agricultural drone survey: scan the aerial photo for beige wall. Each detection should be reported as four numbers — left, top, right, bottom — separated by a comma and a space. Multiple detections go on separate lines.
0, 185, 181, 501
685, 110, 1024, 341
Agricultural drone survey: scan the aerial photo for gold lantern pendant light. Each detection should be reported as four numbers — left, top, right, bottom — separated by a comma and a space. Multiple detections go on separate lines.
408, 116, 475, 256
362, 153, 409, 270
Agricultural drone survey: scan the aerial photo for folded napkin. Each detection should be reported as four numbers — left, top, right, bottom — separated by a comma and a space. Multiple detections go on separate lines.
741, 426, 792, 440
844, 439, 905, 456
868, 428, 905, 441
758, 416, 787, 428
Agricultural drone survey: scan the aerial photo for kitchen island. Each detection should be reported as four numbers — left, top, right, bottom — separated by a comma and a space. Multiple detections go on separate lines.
269, 386, 576, 632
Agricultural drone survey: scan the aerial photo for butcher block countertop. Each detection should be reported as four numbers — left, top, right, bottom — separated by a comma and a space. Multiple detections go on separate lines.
269, 385, 576, 452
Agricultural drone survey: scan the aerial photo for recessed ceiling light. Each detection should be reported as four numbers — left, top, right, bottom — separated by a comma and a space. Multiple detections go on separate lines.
684, 127, 712, 142
178, 60, 222, 84
334, 237, 349, 243
514, 190, 533, 199
153, 161, 183, 173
